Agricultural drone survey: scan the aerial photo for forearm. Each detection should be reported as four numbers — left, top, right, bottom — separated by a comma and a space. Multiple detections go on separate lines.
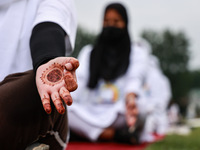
30, 22, 79, 114
30, 22, 70, 71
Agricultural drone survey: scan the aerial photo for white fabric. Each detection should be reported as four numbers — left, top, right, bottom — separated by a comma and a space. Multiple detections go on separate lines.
68, 43, 149, 141
0, 0, 17, 6
0, 0, 77, 81
138, 55, 172, 141
168, 103, 180, 125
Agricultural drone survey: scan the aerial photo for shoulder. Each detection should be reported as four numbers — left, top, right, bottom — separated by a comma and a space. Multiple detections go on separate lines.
130, 42, 150, 61
131, 40, 151, 54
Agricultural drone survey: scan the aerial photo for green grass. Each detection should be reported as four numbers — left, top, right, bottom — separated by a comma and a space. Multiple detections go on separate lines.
145, 128, 200, 150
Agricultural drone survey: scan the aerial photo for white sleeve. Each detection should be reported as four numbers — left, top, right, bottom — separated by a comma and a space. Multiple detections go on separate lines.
33, 0, 77, 51
125, 44, 149, 95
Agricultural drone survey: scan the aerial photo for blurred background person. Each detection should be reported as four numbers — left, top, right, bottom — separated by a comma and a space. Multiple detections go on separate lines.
74, 1, 199, 136
137, 55, 172, 143
68, 2, 150, 144
168, 100, 180, 127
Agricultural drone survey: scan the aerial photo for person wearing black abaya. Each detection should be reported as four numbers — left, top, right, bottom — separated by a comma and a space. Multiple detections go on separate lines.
68, 3, 150, 144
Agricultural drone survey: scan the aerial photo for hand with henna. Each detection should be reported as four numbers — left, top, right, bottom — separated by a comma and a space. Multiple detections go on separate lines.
36, 57, 79, 114
125, 93, 138, 128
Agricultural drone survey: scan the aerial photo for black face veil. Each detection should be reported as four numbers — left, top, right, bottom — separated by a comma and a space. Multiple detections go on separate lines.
88, 3, 131, 89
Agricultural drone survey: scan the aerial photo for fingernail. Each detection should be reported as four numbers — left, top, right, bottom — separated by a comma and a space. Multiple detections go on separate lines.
65, 63, 73, 70
45, 108, 51, 114
67, 101, 72, 106
59, 109, 65, 114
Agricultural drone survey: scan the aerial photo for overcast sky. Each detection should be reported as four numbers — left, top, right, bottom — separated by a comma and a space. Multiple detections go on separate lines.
74, 0, 200, 70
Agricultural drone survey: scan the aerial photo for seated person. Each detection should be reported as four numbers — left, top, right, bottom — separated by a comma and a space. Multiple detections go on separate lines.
0, 0, 79, 149
68, 3, 150, 144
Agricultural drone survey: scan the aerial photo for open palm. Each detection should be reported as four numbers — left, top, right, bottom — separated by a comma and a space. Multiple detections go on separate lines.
36, 57, 79, 114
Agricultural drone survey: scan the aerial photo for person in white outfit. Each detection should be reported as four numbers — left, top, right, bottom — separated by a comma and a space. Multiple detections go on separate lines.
68, 3, 149, 144
0, 0, 79, 149
138, 55, 172, 142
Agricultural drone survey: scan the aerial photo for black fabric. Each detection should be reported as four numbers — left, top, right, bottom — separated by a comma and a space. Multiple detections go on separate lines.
88, 3, 131, 89
114, 125, 139, 145
30, 22, 66, 71
114, 114, 145, 145
0, 71, 68, 150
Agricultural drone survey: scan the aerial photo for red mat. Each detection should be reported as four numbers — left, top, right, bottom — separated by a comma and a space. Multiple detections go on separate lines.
66, 133, 165, 150
66, 142, 149, 150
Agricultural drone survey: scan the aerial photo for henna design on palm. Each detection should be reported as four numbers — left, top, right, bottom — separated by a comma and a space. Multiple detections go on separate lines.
40, 63, 64, 86
36, 57, 79, 114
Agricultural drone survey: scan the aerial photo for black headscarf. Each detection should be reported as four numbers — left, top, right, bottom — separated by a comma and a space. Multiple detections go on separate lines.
88, 3, 131, 89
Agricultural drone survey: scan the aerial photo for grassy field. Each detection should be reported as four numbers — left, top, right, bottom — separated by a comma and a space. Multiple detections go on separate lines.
145, 128, 200, 150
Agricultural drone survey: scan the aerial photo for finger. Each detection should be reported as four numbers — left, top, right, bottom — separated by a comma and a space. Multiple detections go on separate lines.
65, 63, 73, 71
71, 70, 77, 83
59, 87, 73, 106
133, 107, 139, 116
126, 115, 137, 127
126, 103, 138, 127
51, 92, 65, 114
63, 70, 78, 92
40, 92, 51, 114
127, 106, 138, 116
126, 100, 137, 113
64, 57, 79, 70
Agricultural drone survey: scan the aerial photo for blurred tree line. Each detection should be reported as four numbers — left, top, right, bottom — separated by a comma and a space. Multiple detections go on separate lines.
71, 27, 200, 116
141, 29, 200, 115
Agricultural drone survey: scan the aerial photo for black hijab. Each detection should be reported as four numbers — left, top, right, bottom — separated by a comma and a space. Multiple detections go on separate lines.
88, 3, 131, 89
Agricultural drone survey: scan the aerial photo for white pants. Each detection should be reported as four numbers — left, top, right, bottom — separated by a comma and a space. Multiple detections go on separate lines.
68, 112, 126, 141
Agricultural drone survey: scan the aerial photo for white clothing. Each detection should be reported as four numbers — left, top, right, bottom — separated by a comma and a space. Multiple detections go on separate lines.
0, 0, 77, 81
138, 55, 172, 142
168, 103, 180, 125
68, 43, 149, 141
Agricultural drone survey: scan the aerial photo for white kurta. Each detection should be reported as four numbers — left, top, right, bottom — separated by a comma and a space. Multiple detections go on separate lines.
0, 0, 77, 81
68, 43, 149, 141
